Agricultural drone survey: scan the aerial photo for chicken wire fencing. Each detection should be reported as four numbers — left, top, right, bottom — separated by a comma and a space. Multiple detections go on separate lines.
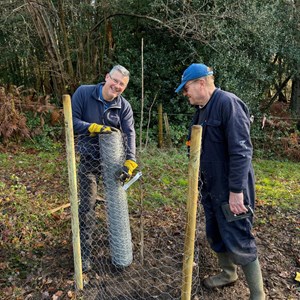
70, 130, 203, 300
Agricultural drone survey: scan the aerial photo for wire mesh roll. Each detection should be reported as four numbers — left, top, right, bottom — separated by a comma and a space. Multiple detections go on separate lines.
98, 131, 133, 267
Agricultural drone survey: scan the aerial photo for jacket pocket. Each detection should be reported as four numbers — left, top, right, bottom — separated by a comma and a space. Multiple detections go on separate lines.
205, 119, 225, 142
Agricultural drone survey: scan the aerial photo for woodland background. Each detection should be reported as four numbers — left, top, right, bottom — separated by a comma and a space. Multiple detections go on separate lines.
0, 0, 300, 157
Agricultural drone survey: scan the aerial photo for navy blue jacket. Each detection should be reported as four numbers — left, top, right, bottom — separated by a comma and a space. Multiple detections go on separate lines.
189, 88, 255, 204
72, 83, 136, 161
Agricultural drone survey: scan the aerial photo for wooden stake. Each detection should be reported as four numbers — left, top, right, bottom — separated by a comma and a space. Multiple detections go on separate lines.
181, 125, 202, 300
158, 103, 163, 148
139, 38, 144, 150
63, 94, 83, 290
163, 112, 172, 147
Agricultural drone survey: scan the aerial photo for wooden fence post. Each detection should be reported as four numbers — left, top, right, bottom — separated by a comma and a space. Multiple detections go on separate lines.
158, 103, 163, 148
63, 94, 83, 290
181, 125, 202, 300
163, 112, 172, 147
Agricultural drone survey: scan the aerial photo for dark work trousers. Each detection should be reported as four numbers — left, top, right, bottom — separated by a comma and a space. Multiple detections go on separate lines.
78, 155, 102, 262
200, 172, 258, 266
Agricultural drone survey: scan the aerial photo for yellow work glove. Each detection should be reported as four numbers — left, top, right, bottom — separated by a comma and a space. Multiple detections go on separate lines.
117, 159, 138, 183
88, 123, 114, 136
124, 159, 138, 176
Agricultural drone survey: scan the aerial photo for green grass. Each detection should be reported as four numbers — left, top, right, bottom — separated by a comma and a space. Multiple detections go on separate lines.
1, 144, 297, 253
128, 147, 300, 212
0, 145, 69, 251
0, 145, 299, 245
127, 147, 189, 208
253, 159, 300, 209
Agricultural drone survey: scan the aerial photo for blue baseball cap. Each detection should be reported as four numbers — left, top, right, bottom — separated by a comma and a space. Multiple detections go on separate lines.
175, 63, 213, 93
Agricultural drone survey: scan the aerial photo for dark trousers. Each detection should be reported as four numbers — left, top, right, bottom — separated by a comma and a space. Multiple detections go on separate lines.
201, 187, 257, 266
78, 156, 101, 261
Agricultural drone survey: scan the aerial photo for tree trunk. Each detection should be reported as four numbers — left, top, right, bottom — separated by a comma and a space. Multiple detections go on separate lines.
291, 0, 300, 118
290, 77, 300, 117
262, 75, 292, 112
26, 0, 66, 98
57, 0, 74, 79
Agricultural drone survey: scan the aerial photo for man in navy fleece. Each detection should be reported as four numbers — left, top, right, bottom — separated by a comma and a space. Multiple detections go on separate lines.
72, 65, 137, 272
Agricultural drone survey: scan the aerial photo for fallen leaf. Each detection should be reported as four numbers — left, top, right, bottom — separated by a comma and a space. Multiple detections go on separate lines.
295, 272, 300, 282
67, 291, 73, 298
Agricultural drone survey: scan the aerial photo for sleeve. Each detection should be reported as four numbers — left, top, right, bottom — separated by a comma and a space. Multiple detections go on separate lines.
222, 97, 253, 192
71, 86, 91, 134
120, 102, 136, 161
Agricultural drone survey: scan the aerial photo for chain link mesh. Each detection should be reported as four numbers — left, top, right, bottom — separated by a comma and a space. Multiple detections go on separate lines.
74, 132, 202, 299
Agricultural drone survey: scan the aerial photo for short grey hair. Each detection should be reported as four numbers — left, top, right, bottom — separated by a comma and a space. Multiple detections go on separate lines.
110, 65, 130, 78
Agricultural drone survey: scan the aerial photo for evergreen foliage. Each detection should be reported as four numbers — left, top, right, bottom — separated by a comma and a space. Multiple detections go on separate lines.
0, 0, 299, 151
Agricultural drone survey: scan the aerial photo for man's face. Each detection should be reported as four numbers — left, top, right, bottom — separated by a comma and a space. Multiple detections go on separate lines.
103, 71, 129, 101
182, 79, 206, 106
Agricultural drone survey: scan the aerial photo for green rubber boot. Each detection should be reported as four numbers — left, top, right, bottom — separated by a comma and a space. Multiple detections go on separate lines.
203, 252, 238, 288
242, 258, 266, 300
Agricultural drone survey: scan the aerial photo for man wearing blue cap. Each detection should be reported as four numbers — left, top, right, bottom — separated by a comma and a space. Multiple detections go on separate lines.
176, 64, 265, 299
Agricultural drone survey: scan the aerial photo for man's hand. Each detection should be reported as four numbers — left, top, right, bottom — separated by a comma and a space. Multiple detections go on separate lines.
117, 160, 138, 183
88, 123, 116, 135
124, 160, 138, 176
229, 191, 248, 215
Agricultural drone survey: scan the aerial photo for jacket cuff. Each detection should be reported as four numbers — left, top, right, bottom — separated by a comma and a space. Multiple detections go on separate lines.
230, 189, 243, 193
126, 155, 136, 162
